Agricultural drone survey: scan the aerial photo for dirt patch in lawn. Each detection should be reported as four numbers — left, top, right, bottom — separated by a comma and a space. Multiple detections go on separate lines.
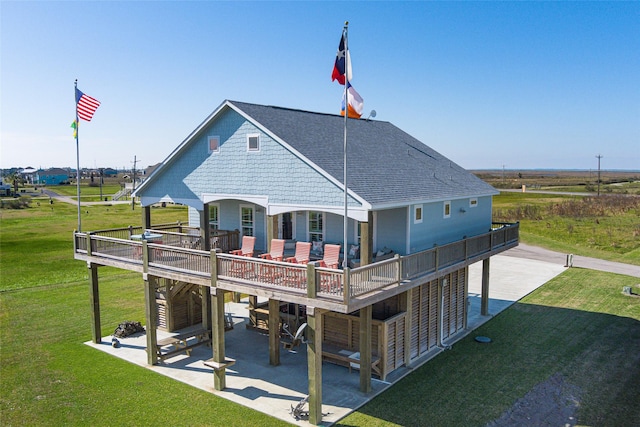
487, 373, 582, 427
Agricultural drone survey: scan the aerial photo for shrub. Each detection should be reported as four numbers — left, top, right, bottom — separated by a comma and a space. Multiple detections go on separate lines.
0, 196, 31, 209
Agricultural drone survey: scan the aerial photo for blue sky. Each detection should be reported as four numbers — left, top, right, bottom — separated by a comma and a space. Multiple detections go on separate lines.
1, 1, 638, 171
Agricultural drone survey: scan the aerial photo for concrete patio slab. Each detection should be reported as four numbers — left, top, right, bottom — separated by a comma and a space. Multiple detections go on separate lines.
85, 250, 567, 426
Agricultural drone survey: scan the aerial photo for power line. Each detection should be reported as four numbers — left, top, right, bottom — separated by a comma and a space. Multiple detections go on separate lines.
595, 154, 603, 196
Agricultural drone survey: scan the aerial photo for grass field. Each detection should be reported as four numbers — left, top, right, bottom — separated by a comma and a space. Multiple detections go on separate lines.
1, 191, 639, 426
474, 169, 640, 195
494, 192, 640, 266
340, 269, 640, 426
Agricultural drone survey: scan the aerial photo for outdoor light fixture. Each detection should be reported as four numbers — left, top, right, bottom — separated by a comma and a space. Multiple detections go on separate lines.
459, 208, 466, 213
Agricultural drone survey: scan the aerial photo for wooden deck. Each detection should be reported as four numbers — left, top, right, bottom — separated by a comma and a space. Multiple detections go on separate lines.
74, 223, 519, 313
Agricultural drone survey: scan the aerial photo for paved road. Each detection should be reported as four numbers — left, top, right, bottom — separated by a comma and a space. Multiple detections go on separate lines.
501, 189, 593, 196
40, 189, 131, 206
503, 243, 640, 278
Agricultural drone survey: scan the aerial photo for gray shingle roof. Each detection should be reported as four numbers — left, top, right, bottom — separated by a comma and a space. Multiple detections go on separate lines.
229, 101, 497, 206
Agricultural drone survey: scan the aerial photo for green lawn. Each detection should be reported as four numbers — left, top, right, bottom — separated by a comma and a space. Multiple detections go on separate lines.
340, 269, 640, 426
1, 197, 638, 426
494, 192, 640, 266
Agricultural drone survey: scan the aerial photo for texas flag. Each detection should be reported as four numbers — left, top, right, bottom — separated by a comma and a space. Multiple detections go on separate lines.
341, 83, 364, 119
331, 34, 352, 85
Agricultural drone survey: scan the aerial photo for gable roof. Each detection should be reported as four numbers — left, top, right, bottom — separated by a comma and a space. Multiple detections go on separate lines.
137, 100, 497, 207
229, 101, 497, 206
39, 168, 69, 176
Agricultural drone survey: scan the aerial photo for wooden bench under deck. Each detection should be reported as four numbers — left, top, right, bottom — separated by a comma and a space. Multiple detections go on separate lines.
322, 345, 382, 379
203, 357, 236, 372
156, 328, 211, 361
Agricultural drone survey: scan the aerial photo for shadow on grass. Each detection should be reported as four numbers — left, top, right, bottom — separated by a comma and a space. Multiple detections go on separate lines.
338, 302, 640, 426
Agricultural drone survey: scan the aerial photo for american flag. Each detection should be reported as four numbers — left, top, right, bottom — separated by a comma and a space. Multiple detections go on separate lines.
75, 88, 101, 122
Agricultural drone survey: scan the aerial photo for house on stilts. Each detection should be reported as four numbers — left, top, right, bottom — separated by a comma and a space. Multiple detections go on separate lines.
73, 100, 518, 425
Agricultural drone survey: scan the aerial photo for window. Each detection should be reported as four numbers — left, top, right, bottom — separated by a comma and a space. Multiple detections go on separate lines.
469, 198, 478, 208
240, 205, 254, 236
356, 221, 361, 245
208, 204, 219, 230
308, 211, 324, 242
247, 134, 260, 151
208, 136, 220, 153
443, 201, 451, 218
414, 204, 423, 224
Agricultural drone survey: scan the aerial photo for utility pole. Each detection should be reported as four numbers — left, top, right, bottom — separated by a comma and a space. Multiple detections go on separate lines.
595, 154, 603, 196
131, 155, 139, 210
502, 164, 506, 184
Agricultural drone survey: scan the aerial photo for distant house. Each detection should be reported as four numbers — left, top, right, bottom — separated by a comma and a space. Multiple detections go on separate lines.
74, 100, 519, 424
20, 167, 37, 184
35, 168, 70, 185
103, 168, 118, 177
0, 179, 11, 196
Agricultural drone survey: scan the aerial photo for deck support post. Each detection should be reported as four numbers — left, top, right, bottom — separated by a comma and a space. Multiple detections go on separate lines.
142, 205, 151, 229
307, 306, 324, 425
211, 288, 228, 390
201, 284, 212, 334
210, 251, 229, 390
269, 298, 280, 366
142, 240, 159, 365
463, 266, 469, 328
144, 274, 158, 365
359, 304, 372, 393
88, 262, 101, 344
200, 204, 213, 328
437, 277, 444, 347
481, 258, 490, 316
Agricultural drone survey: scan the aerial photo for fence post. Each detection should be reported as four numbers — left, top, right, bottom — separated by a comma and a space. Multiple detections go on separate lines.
395, 254, 402, 284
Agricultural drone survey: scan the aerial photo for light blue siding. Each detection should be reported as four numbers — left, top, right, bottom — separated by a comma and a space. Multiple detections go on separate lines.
408, 196, 493, 252
375, 208, 408, 255
141, 108, 361, 209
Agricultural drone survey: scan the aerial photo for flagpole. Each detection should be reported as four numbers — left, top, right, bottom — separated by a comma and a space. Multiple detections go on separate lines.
74, 79, 82, 232
342, 21, 349, 268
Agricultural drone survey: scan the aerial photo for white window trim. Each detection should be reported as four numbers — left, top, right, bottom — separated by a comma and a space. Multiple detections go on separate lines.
443, 201, 451, 219
208, 136, 220, 154
469, 198, 478, 208
239, 204, 255, 237
247, 133, 260, 152
414, 204, 423, 224
208, 203, 220, 229
307, 211, 325, 242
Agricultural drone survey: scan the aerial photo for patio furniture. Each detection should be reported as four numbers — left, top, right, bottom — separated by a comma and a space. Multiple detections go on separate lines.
317, 244, 340, 269
156, 327, 211, 361
230, 236, 256, 257
285, 242, 311, 264
259, 238, 285, 261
